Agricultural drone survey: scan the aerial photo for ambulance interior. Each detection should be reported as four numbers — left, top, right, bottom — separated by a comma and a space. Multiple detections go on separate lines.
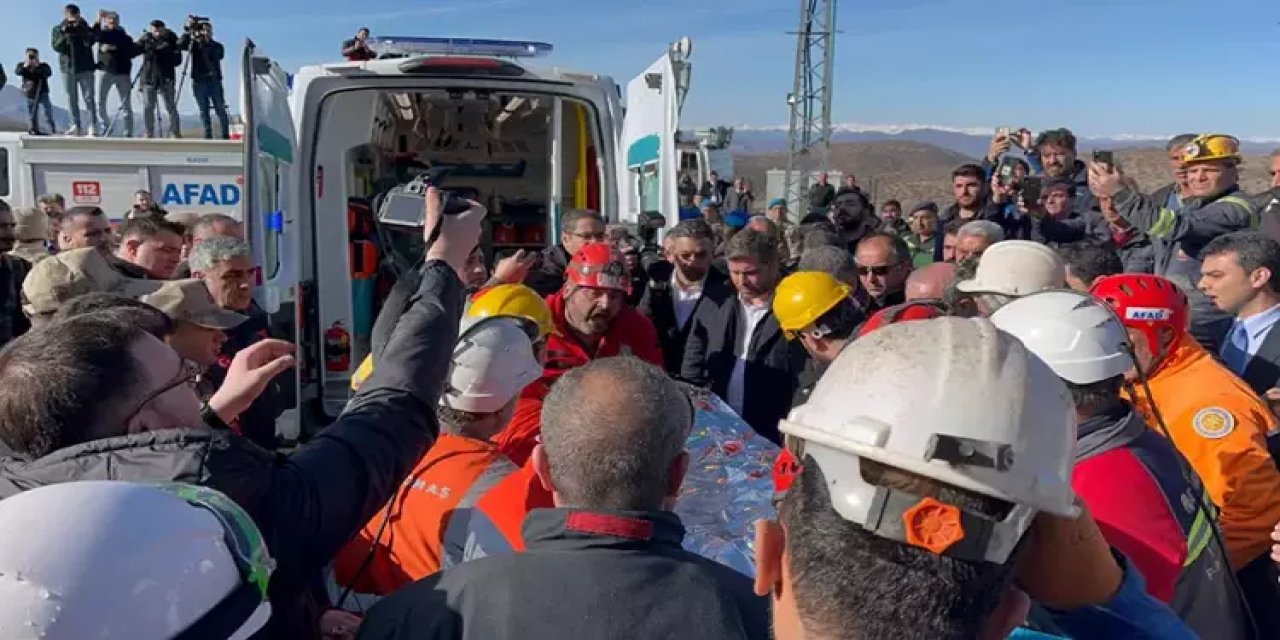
313, 86, 604, 364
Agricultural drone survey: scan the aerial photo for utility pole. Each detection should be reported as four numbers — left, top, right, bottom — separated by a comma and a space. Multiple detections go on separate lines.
783, 0, 836, 221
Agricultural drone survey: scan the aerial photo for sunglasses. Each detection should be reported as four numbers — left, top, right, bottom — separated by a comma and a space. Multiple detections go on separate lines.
154, 483, 274, 640
857, 265, 895, 277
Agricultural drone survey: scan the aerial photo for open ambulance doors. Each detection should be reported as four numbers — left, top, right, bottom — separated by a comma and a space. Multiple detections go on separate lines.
615, 38, 691, 232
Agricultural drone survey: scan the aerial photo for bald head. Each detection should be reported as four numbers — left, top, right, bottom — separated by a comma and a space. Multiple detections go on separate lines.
905, 262, 957, 301
539, 357, 692, 510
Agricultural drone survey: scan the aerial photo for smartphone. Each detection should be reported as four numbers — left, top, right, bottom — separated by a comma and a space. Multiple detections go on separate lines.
1020, 177, 1043, 204
996, 127, 1011, 139
996, 156, 1020, 187
1092, 150, 1115, 170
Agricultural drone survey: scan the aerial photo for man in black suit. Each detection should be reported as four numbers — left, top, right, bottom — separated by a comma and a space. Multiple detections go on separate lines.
680, 228, 806, 443
1199, 231, 1280, 461
637, 219, 727, 375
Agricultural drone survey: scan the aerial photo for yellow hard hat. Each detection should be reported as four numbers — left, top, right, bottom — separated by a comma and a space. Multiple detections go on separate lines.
466, 284, 554, 339
773, 271, 852, 339
1181, 134, 1241, 164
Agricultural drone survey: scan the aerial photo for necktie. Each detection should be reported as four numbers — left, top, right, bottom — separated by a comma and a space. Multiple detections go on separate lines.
1222, 322, 1250, 375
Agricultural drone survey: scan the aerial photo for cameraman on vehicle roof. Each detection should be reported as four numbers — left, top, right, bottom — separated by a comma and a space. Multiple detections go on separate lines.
178, 15, 230, 140
343, 27, 376, 61
135, 19, 182, 139
50, 3, 98, 136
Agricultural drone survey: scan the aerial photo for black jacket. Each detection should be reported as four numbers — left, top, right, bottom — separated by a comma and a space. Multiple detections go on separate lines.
524, 244, 571, 297
204, 302, 283, 450
93, 25, 136, 74
13, 61, 52, 98
136, 29, 182, 85
50, 17, 95, 74
680, 285, 807, 444
1258, 188, 1280, 247
0, 255, 31, 348
356, 508, 770, 640
0, 260, 464, 639
636, 261, 731, 375
178, 33, 224, 80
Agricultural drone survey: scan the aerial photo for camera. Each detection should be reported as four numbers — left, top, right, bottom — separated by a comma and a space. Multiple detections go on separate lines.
186, 15, 212, 33
996, 156, 1021, 188
376, 168, 471, 228
1092, 150, 1115, 171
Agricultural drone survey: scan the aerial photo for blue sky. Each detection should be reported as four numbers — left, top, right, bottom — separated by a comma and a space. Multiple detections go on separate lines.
6, 0, 1279, 138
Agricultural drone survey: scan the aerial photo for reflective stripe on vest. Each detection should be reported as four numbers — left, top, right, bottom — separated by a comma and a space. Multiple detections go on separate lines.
1147, 194, 1256, 238
1183, 488, 1218, 567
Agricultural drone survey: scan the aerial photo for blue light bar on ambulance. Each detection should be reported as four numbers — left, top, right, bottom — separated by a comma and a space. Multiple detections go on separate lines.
369, 37, 553, 59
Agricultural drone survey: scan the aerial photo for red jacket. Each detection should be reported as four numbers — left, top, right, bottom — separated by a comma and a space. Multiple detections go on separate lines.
493, 381, 551, 467
542, 292, 663, 384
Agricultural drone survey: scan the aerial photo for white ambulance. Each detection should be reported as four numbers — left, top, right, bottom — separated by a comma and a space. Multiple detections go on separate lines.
0, 134, 243, 219
238, 36, 691, 434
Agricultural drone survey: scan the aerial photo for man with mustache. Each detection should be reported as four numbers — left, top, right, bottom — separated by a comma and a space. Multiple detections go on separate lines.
1028, 128, 1096, 215
542, 242, 662, 384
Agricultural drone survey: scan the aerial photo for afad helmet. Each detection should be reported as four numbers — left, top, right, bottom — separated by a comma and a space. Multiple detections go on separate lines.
565, 242, 630, 293
1090, 274, 1189, 373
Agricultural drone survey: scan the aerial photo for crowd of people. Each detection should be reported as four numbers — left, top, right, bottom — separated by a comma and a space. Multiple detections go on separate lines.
0, 124, 1279, 640
4, 3, 230, 138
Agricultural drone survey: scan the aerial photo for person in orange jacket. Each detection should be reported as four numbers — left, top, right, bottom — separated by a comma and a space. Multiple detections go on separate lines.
1093, 273, 1280, 631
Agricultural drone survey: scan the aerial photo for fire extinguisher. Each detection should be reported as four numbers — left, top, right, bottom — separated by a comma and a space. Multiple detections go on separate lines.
325, 321, 351, 372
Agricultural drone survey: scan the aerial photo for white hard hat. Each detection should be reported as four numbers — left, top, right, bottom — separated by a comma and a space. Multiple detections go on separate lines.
442, 317, 543, 414
0, 481, 272, 640
955, 240, 1066, 297
779, 317, 1078, 563
989, 290, 1133, 385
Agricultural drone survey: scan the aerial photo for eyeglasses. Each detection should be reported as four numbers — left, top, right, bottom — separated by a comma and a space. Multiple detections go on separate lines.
567, 231, 607, 241
857, 265, 895, 277
121, 358, 202, 427
152, 483, 274, 640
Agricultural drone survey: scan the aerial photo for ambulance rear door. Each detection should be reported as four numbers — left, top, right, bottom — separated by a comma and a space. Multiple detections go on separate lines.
240, 39, 304, 439
615, 39, 690, 229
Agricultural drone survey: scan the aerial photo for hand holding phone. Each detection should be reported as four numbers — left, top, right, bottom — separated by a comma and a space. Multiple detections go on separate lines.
1020, 176, 1043, 205
1092, 150, 1115, 172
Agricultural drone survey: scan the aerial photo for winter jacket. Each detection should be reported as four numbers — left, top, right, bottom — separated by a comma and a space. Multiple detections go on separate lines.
204, 302, 283, 450
1255, 188, 1280, 245
725, 190, 754, 215
135, 29, 182, 85
523, 244, 571, 297
807, 182, 836, 210
355, 508, 771, 640
177, 33, 224, 80
92, 25, 136, 74
1072, 403, 1251, 640
542, 289, 663, 386
1111, 184, 1255, 351
50, 18, 95, 74
0, 259, 464, 639
636, 261, 732, 375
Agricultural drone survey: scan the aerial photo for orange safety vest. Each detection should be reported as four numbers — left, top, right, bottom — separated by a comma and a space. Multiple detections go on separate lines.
1125, 335, 1280, 570
331, 434, 518, 596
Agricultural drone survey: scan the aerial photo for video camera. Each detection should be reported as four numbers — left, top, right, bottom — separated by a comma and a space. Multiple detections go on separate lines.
185, 15, 212, 34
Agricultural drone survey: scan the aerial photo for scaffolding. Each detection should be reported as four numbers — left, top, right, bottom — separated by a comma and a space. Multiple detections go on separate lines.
782, 0, 837, 219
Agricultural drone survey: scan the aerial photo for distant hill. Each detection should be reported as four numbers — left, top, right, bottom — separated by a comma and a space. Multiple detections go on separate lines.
0, 85, 205, 134
734, 141, 1274, 211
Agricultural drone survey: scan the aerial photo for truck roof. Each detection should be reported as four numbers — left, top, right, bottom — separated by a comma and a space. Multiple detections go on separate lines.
0, 132, 241, 152
301, 55, 613, 86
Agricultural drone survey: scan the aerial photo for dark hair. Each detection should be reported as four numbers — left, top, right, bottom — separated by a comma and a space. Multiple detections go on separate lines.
1203, 231, 1280, 294
1065, 375, 1124, 416
66, 205, 105, 219
1035, 128, 1078, 152
882, 199, 902, 210
666, 218, 716, 243
65, 4, 80, 14
810, 297, 864, 340
53, 293, 174, 339
724, 228, 780, 266
951, 164, 984, 181
150, 19, 165, 29
1166, 134, 1197, 152
1057, 242, 1123, 286
0, 315, 148, 458
541, 357, 691, 510
560, 209, 603, 234
857, 232, 911, 265
25, 48, 38, 57
119, 216, 185, 242
798, 245, 857, 283
801, 224, 841, 251
783, 462, 1019, 639
1044, 178, 1076, 198
943, 219, 966, 237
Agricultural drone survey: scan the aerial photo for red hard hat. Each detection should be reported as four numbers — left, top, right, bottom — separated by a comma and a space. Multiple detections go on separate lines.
566, 242, 630, 293
773, 448, 800, 496
1090, 274, 1189, 359
858, 302, 946, 338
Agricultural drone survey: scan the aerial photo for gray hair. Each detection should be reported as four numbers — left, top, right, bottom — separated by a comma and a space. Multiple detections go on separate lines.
1166, 134, 1197, 152
957, 220, 1005, 244
724, 228, 780, 266
191, 213, 240, 240
1203, 231, 1280, 294
189, 236, 251, 273
541, 356, 692, 510
798, 245, 857, 284
666, 218, 716, 243
37, 193, 65, 207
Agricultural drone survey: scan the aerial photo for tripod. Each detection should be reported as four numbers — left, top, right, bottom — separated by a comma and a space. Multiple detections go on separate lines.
102, 67, 143, 137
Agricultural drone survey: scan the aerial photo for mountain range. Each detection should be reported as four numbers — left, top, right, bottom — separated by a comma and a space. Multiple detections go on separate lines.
723, 123, 1280, 159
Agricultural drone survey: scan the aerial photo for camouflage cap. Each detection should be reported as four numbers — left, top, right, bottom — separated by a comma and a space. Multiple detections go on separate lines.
141, 279, 247, 330
22, 248, 163, 316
